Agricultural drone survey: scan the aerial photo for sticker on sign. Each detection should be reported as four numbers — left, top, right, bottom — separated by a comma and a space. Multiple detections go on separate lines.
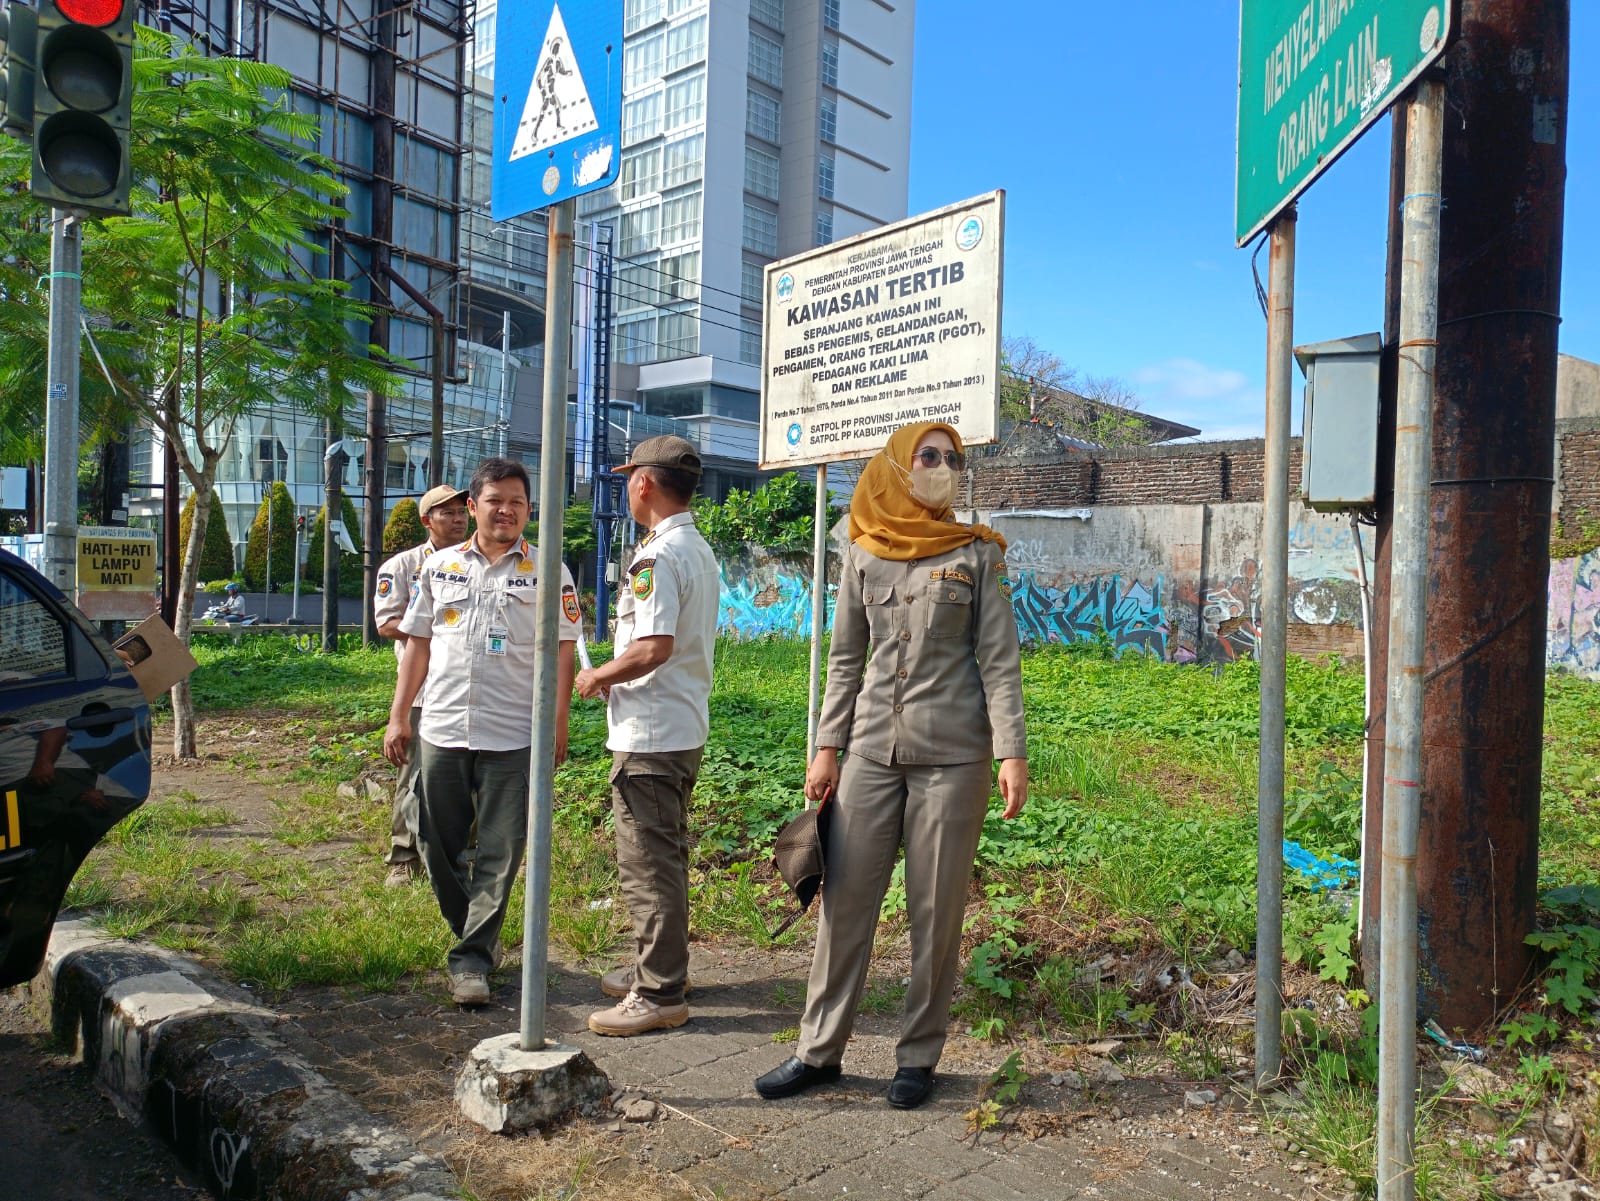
1236, 1, 1452, 246
759, 192, 1004, 470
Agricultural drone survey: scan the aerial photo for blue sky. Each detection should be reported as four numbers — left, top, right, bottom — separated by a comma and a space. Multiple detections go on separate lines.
908, 3, 1597, 441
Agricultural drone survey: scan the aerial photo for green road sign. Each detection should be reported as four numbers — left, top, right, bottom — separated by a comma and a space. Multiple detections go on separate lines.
1236, 0, 1451, 246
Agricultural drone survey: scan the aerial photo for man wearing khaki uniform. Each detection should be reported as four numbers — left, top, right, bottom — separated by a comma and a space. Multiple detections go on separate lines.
373, 484, 469, 886
575, 435, 718, 1036
383, 458, 579, 1006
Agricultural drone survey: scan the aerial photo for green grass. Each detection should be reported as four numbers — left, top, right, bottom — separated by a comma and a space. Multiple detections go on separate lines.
223, 882, 452, 991
74, 635, 1600, 1032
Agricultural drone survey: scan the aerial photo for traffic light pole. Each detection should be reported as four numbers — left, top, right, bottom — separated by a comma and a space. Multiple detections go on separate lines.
42, 209, 81, 596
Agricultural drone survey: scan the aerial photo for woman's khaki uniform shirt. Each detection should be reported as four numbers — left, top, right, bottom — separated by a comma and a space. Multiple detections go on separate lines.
816, 538, 1027, 766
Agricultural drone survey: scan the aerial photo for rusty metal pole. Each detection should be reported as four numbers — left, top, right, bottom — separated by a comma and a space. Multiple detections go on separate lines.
1419, 0, 1567, 1029
1377, 77, 1445, 1201
1362, 0, 1570, 1032
1255, 208, 1294, 1089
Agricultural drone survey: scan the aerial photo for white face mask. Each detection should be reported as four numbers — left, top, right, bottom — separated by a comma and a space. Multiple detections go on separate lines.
909, 464, 958, 511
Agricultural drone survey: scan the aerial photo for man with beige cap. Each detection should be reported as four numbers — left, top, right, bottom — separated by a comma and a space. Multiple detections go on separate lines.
575, 434, 718, 1036
373, 482, 470, 886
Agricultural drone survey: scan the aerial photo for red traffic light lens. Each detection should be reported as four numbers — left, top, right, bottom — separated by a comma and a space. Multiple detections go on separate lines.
56, 0, 125, 28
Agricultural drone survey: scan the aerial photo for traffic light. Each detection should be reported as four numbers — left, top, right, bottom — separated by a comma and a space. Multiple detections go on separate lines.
31, 0, 132, 214
0, 1, 37, 139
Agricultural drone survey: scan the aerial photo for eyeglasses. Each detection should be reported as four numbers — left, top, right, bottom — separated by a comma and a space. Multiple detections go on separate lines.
912, 447, 965, 470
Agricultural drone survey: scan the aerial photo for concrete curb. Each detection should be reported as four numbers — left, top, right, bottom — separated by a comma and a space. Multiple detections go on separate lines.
30, 918, 458, 1201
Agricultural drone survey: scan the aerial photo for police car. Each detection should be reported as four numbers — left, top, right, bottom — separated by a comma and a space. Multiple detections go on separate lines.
0, 548, 151, 987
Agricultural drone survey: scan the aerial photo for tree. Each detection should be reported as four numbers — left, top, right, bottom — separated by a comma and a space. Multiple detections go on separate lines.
0, 32, 404, 757
691, 473, 840, 557
242, 481, 296, 590
562, 499, 597, 584
999, 335, 1153, 448
306, 497, 365, 597
177, 492, 236, 581
382, 498, 425, 555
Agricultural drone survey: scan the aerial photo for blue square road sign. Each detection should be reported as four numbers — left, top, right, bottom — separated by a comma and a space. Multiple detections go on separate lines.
492, 0, 622, 219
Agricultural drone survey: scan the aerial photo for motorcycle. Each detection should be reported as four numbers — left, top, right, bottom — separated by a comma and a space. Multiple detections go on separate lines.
201, 600, 260, 626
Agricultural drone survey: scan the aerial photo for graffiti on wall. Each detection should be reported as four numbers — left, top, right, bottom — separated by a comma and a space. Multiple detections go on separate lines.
1010, 570, 1170, 658
719, 569, 835, 639
1548, 551, 1600, 678
1202, 560, 1260, 662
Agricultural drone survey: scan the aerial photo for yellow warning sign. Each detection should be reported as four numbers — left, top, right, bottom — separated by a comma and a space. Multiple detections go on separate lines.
77, 526, 158, 591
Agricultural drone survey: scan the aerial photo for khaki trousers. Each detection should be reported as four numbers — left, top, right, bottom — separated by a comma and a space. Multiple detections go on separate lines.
612, 747, 703, 1004
386, 705, 422, 864
414, 740, 529, 975
797, 754, 991, 1070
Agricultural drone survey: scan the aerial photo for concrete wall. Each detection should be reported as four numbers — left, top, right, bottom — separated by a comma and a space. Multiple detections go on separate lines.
709, 509, 1600, 681
1548, 549, 1600, 677
984, 502, 1369, 663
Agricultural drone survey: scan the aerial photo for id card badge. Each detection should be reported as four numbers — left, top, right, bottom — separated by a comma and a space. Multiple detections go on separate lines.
485, 624, 509, 656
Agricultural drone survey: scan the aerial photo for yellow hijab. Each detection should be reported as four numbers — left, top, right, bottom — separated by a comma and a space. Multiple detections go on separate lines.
848, 421, 1008, 561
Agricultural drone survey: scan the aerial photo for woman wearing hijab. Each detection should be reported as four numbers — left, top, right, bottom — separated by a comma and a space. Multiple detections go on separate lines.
754, 421, 1029, 1110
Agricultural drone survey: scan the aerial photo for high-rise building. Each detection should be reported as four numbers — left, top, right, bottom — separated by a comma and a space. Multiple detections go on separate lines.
557, 0, 916, 497
127, 0, 915, 572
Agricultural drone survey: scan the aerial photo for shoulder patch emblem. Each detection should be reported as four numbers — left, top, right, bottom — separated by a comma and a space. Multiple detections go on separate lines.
994, 562, 1013, 602
633, 567, 654, 600
563, 593, 581, 623
376, 575, 393, 598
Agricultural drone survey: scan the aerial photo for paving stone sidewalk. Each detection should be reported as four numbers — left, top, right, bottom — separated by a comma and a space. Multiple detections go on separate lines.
30, 907, 1329, 1201
264, 939, 1318, 1201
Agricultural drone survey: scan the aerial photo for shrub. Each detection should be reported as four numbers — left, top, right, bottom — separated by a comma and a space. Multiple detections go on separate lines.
242, 482, 298, 591
382, 498, 425, 556
305, 496, 365, 598
178, 492, 237, 582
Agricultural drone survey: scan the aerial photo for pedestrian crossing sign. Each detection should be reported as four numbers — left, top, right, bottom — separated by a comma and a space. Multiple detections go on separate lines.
493, 0, 621, 219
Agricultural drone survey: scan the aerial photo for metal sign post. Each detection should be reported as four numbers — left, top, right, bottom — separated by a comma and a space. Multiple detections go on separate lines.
1255, 209, 1295, 1088
490, 2, 621, 1057
805, 462, 828, 768
1376, 77, 1444, 1201
1235, 0, 1452, 246
42, 210, 81, 598
521, 199, 575, 1051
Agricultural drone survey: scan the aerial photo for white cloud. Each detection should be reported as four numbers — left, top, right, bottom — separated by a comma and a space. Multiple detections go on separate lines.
1132, 358, 1268, 441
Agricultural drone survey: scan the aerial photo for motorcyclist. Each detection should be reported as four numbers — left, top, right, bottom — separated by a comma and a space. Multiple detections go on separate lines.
218, 583, 247, 620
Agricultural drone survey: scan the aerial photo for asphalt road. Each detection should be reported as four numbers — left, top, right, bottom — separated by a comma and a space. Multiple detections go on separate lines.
0, 989, 205, 1201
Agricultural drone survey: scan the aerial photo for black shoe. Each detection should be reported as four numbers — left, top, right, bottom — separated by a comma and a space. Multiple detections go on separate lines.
755, 1056, 841, 1099
887, 1066, 935, 1109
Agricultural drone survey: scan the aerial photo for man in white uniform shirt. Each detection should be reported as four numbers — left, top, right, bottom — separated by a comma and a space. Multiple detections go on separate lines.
373, 483, 469, 886
383, 457, 579, 1006
575, 435, 718, 1036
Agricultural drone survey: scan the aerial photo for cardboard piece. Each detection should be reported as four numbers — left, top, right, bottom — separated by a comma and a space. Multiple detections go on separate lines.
113, 615, 198, 702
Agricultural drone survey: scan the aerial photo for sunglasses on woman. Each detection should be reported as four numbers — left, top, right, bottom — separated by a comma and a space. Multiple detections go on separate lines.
912, 447, 965, 470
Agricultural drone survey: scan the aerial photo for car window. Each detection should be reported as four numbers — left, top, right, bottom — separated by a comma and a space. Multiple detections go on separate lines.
0, 572, 69, 684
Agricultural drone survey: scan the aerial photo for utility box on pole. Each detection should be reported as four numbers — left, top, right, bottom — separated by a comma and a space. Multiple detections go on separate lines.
1296, 332, 1382, 512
